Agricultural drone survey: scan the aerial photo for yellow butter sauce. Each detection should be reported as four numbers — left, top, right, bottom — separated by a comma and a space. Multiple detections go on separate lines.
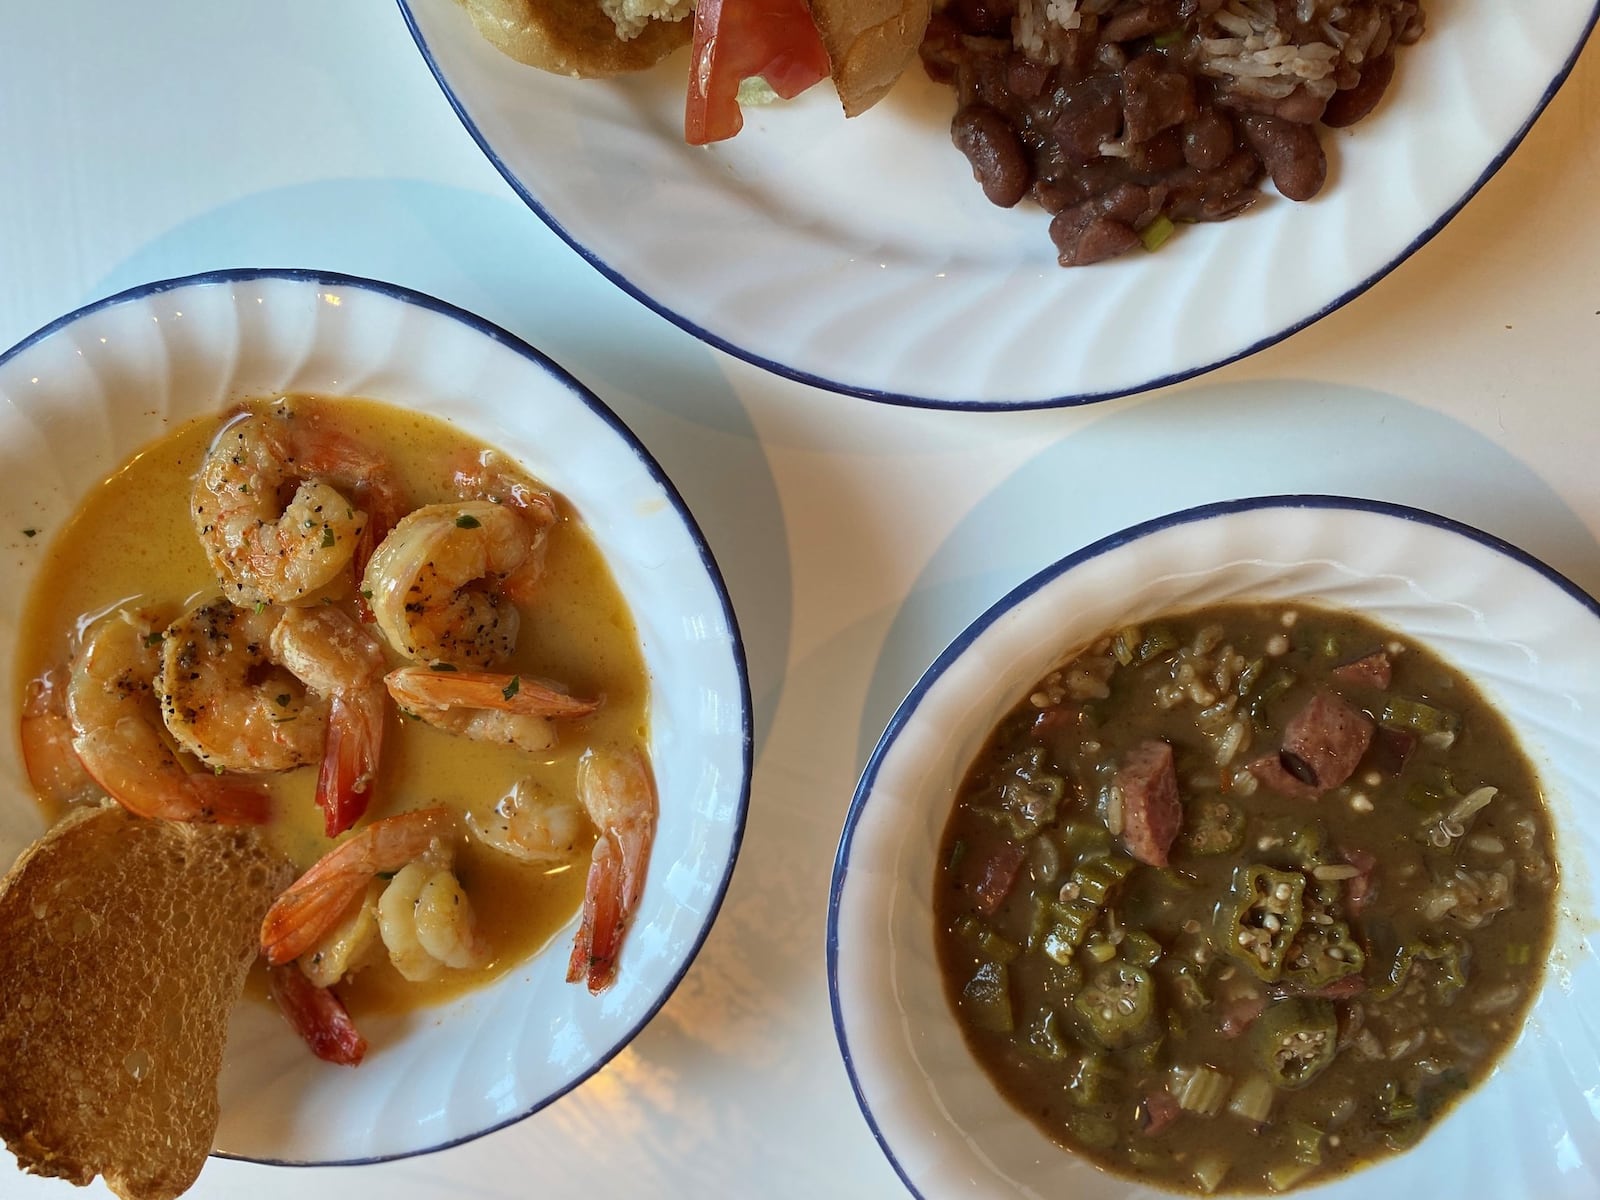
14, 395, 651, 1017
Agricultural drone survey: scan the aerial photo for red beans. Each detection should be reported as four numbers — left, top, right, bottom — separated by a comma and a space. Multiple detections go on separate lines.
1323, 53, 1397, 127
1052, 77, 1123, 163
1121, 53, 1197, 143
1182, 108, 1234, 171
1239, 114, 1328, 202
952, 104, 1033, 208
923, 0, 1418, 265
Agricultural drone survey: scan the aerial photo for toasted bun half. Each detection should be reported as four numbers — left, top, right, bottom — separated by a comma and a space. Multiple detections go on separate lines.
458, 0, 693, 79
457, 0, 931, 114
0, 806, 292, 1200
809, 0, 933, 116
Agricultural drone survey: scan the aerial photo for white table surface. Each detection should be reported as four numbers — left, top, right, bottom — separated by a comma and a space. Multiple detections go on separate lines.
2, 3, 1597, 1198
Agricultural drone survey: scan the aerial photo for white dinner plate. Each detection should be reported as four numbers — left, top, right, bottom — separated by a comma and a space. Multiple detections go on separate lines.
830, 496, 1600, 1197
400, 0, 1598, 409
0, 269, 752, 1166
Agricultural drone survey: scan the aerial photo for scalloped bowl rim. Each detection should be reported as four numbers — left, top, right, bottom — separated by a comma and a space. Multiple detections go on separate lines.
0, 268, 754, 1168
828, 495, 1600, 1198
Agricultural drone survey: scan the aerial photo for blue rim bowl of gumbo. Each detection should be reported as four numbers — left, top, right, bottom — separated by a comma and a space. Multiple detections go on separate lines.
830, 498, 1598, 1198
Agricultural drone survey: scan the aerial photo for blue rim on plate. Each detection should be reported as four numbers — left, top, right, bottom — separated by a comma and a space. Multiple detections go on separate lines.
825, 493, 1600, 1196
396, 2, 1600, 412
1, 267, 756, 1168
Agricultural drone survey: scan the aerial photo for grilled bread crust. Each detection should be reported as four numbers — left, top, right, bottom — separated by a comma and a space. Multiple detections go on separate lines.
0, 806, 292, 1200
456, 0, 932, 114
458, 0, 692, 78
810, 0, 933, 116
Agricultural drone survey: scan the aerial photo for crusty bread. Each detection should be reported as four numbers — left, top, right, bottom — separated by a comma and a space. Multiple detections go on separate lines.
458, 0, 692, 79
456, 0, 932, 114
0, 805, 292, 1200
809, 0, 933, 116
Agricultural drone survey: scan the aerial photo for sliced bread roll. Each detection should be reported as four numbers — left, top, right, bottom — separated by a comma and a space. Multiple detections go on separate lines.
0, 805, 292, 1200
810, 0, 933, 116
456, 0, 932, 114
459, 0, 692, 79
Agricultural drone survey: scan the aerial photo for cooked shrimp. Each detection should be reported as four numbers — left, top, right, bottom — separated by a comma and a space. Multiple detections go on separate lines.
19, 666, 103, 809
159, 599, 328, 773
376, 860, 489, 981
271, 606, 389, 836
567, 746, 657, 994
467, 777, 587, 866
298, 879, 384, 988
361, 501, 535, 667
66, 607, 268, 823
259, 806, 456, 965
385, 665, 599, 753
451, 449, 560, 606
191, 404, 406, 607
159, 599, 389, 835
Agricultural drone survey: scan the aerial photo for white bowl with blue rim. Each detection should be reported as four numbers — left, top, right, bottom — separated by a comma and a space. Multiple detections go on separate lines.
828, 496, 1600, 1197
398, 0, 1599, 409
0, 269, 752, 1165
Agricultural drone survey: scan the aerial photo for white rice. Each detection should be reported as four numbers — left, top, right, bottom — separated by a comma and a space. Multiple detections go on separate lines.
1197, 0, 1392, 102
1013, 0, 1411, 107
599, 0, 692, 42
1015, 0, 1084, 63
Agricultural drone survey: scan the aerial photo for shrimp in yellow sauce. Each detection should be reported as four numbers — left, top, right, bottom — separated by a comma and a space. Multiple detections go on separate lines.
191, 404, 406, 608
14, 394, 656, 1066
66, 607, 269, 824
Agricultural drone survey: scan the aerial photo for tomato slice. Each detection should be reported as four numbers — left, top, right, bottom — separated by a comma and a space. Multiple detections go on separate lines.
685, 0, 832, 145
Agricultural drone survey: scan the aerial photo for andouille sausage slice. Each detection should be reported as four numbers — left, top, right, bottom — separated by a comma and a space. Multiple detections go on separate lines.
1250, 690, 1374, 798
1247, 752, 1323, 801
1331, 650, 1392, 690
1284, 690, 1374, 791
972, 840, 1026, 915
1117, 740, 1183, 867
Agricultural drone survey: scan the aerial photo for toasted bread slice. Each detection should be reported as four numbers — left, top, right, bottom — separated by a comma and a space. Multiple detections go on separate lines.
459, 0, 692, 79
0, 805, 292, 1200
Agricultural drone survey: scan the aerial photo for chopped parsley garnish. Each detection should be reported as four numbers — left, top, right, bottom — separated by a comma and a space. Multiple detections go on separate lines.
455, 514, 481, 529
502, 676, 521, 701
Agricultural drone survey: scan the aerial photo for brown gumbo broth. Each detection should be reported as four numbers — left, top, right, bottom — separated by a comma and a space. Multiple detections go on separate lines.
934, 602, 1556, 1194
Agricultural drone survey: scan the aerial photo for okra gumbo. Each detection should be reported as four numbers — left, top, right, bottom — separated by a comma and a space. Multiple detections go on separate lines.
935, 602, 1556, 1194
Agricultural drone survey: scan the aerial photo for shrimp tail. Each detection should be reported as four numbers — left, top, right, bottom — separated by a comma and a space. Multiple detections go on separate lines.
316, 692, 384, 838
189, 774, 274, 825
74, 725, 270, 824
567, 748, 657, 994
260, 806, 456, 965
567, 834, 623, 991
261, 873, 372, 965
351, 478, 407, 588
293, 412, 408, 589
267, 963, 368, 1066
385, 667, 601, 718
20, 670, 101, 808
